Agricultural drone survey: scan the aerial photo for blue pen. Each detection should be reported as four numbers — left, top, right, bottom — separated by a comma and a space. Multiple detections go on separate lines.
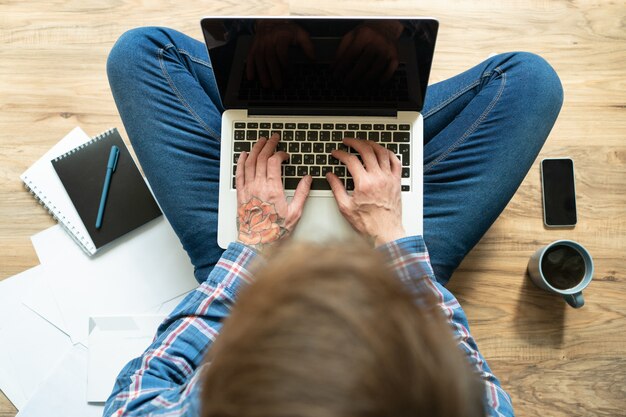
95, 145, 120, 229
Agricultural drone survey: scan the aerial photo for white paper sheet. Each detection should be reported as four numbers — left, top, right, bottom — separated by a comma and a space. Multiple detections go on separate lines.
0, 266, 73, 410
22, 272, 68, 338
26, 217, 197, 346
16, 345, 103, 417
87, 315, 165, 402
0, 362, 26, 412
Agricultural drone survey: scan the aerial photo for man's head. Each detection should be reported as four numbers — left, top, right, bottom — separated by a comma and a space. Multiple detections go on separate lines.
201, 241, 484, 417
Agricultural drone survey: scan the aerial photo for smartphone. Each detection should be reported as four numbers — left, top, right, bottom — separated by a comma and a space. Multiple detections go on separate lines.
541, 158, 577, 227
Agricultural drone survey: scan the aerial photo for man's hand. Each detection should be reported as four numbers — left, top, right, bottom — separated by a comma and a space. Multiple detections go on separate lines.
247, 20, 315, 89
333, 20, 403, 87
236, 133, 312, 251
326, 138, 406, 246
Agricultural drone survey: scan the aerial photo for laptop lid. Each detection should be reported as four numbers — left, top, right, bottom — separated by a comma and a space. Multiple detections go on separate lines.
201, 17, 438, 116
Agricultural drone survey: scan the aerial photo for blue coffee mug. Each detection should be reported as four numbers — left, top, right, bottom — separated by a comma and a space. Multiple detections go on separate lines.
527, 240, 593, 308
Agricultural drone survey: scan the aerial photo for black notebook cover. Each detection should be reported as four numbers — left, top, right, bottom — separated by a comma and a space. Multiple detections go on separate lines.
51, 128, 162, 250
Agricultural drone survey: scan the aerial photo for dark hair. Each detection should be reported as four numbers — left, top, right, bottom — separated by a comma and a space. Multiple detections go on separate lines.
201, 241, 485, 417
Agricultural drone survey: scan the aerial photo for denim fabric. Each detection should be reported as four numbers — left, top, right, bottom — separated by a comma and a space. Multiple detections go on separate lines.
107, 27, 563, 285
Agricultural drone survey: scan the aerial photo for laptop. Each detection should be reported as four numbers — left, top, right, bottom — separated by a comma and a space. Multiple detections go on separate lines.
200, 17, 438, 248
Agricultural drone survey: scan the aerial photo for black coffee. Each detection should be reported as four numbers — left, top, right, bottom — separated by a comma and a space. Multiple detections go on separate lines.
541, 245, 586, 290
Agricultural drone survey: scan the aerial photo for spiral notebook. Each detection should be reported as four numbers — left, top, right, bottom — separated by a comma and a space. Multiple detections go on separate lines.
21, 127, 162, 255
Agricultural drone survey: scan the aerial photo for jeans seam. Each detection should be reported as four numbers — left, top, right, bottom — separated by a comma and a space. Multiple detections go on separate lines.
424, 68, 505, 173
423, 71, 492, 120
177, 49, 213, 68
158, 44, 220, 140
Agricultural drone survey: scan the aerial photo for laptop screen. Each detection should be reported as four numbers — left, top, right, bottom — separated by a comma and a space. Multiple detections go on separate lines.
201, 17, 438, 114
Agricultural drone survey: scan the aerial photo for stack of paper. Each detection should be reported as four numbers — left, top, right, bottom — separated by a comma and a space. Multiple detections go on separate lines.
0, 128, 199, 415
27, 217, 196, 347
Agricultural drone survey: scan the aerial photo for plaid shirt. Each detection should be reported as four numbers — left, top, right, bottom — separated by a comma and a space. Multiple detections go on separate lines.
104, 236, 514, 417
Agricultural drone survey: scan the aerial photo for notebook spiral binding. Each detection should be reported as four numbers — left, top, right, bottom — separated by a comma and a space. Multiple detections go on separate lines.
51, 128, 116, 163
22, 179, 96, 255
22, 128, 112, 256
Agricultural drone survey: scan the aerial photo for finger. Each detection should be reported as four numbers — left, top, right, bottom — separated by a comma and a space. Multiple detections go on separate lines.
337, 33, 368, 77
361, 51, 389, 84
275, 36, 290, 71
326, 172, 351, 211
288, 175, 312, 221
295, 28, 316, 61
245, 137, 267, 182
246, 45, 257, 81
236, 151, 248, 199
333, 31, 356, 76
332, 149, 366, 181
266, 44, 283, 89
267, 151, 289, 184
334, 31, 354, 63
370, 141, 391, 172
343, 138, 379, 172
345, 46, 377, 86
381, 57, 399, 84
256, 44, 271, 88
255, 133, 280, 179
336, 42, 365, 80
389, 150, 402, 178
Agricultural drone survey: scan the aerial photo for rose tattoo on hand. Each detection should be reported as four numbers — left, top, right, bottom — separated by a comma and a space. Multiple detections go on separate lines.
237, 197, 285, 245
235, 133, 312, 251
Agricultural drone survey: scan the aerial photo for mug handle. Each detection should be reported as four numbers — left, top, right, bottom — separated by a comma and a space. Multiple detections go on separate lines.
564, 292, 585, 308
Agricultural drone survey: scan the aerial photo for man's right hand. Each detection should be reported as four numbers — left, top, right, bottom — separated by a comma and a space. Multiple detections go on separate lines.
333, 20, 403, 87
326, 138, 406, 246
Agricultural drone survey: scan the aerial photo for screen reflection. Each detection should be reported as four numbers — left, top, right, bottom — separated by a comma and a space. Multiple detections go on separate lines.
202, 18, 438, 112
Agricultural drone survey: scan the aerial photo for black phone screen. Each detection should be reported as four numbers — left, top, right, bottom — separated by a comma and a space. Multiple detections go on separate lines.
541, 158, 577, 226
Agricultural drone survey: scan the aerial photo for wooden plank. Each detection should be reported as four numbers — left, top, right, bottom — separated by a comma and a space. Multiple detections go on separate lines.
0, 1, 624, 416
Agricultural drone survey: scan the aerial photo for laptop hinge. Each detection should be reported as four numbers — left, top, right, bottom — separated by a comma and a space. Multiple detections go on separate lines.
247, 107, 397, 118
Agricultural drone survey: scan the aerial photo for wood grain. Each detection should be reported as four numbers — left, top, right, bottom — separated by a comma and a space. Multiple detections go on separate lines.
0, 1, 624, 416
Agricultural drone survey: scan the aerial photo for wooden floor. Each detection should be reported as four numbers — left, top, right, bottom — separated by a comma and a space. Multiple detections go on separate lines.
1, 1, 624, 416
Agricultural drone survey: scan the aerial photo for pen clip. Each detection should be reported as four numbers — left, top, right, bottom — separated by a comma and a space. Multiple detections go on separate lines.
109, 146, 120, 172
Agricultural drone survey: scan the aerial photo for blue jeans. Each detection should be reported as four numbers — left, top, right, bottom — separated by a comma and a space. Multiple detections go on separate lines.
107, 27, 563, 285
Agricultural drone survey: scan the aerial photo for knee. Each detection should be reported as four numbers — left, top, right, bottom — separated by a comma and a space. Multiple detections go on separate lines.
505, 52, 564, 118
106, 27, 169, 87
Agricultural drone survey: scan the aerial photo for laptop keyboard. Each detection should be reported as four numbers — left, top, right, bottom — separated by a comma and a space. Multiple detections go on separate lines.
232, 121, 411, 192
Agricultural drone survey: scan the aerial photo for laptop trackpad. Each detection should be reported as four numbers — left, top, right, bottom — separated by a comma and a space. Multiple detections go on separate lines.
290, 195, 359, 243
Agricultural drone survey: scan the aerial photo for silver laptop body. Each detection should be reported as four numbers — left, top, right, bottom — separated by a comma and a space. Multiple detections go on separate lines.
200, 17, 439, 248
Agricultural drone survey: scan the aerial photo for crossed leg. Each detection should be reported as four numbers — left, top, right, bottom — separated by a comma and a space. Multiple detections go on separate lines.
107, 27, 562, 285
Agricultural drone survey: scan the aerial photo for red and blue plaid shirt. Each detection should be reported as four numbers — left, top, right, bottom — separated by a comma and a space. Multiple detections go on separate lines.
104, 236, 514, 417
